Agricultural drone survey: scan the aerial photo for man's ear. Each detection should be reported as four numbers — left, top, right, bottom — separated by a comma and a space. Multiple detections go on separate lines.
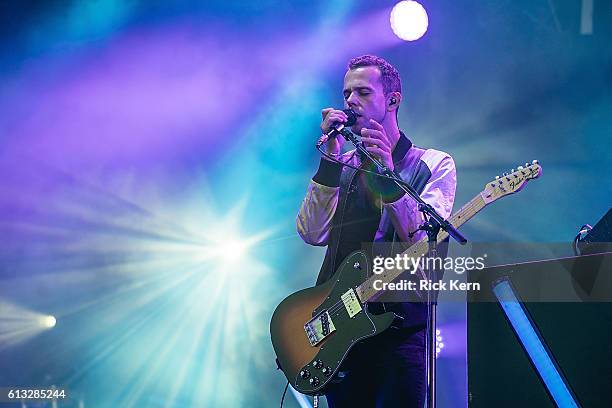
387, 92, 401, 112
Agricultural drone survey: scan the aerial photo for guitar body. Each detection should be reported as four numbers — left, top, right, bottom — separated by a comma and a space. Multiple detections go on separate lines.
270, 251, 396, 395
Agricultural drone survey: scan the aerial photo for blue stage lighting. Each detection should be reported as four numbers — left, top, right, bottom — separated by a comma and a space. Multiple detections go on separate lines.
493, 279, 579, 408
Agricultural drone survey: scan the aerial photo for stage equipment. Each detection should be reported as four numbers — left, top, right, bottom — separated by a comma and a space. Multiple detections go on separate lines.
468, 252, 612, 408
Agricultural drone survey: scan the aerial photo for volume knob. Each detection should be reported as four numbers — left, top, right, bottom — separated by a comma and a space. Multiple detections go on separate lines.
300, 369, 311, 379
309, 377, 320, 386
313, 359, 323, 369
322, 366, 332, 377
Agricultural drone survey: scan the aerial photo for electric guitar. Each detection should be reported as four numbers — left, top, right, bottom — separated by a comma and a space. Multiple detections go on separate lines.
270, 161, 542, 395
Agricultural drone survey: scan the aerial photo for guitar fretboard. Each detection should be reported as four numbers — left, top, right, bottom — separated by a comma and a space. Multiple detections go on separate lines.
356, 192, 488, 302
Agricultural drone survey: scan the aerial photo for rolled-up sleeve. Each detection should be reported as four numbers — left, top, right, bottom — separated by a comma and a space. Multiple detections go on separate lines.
296, 158, 344, 246
383, 152, 457, 243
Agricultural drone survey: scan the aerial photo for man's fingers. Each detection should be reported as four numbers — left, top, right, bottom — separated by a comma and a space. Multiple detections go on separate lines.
360, 136, 388, 150
361, 128, 385, 139
331, 111, 348, 122
365, 146, 386, 157
328, 113, 347, 125
322, 108, 348, 121
361, 130, 390, 149
368, 118, 384, 132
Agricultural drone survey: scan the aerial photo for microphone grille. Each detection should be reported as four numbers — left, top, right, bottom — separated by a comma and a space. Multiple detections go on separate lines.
342, 109, 357, 127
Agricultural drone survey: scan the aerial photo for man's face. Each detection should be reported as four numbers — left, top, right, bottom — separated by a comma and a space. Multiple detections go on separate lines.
343, 66, 388, 133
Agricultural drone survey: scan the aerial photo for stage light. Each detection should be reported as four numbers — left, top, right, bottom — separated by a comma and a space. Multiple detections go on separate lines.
390, 1, 429, 42
207, 237, 250, 265
201, 226, 271, 269
41, 315, 57, 328
493, 279, 579, 407
0, 302, 56, 349
436, 328, 444, 356
190, 201, 275, 272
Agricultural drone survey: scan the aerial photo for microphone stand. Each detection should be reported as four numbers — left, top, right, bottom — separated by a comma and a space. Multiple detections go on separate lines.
338, 129, 468, 408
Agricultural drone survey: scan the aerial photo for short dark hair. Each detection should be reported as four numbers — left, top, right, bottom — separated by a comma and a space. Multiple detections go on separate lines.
347, 55, 402, 95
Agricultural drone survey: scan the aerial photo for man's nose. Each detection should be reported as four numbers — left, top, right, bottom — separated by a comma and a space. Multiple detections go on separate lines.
345, 92, 359, 107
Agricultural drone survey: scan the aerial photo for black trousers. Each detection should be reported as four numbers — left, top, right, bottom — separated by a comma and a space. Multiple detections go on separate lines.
325, 328, 426, 408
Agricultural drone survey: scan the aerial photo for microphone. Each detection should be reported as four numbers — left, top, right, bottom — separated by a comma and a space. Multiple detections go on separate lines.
316, 109, 357, 147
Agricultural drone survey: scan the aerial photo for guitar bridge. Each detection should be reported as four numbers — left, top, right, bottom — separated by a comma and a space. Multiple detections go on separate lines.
304, 310, 336, 346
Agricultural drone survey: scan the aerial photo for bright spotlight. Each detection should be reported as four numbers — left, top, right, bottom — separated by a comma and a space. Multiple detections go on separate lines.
390, 1, 429, 42
42, 315, 57, 328
189, 202, 273, 275
209, 237, 250, 265
0, 302, 57, 348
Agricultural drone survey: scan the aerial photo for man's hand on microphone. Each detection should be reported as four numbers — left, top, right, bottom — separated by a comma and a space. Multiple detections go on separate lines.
319, 108, 347, 158
360, 119, 394, 171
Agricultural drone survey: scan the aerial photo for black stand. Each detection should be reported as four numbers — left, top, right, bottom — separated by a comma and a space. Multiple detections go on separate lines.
337, 129, 468, 408
422, 217, 441, 408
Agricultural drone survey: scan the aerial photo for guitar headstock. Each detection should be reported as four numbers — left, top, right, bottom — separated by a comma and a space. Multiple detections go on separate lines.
481, 160, 542, 204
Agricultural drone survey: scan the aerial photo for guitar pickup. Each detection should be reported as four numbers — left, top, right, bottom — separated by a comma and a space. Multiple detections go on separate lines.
304, 311, 336, 346
341, 288, 362, 318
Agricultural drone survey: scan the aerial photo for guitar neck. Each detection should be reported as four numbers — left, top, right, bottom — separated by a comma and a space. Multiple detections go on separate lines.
356, 192, 488, 302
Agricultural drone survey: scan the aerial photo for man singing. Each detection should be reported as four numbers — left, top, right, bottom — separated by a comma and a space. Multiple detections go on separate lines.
296, 55, 456, 407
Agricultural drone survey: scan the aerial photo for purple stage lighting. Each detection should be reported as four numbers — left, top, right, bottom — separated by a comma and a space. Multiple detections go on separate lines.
390, 1, 429, 42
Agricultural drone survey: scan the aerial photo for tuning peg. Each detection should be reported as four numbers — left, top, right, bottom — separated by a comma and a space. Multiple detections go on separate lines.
525, 162, 529, 167
511, 169, 515, 173
517, 166, 524, 170
532, 159, 538, 165
495, 175, 500, 180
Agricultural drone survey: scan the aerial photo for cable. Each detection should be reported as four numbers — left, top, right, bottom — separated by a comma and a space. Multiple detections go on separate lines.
316, 142, 413, 187
316, 143, 389, 179
279, 381, 289, 408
